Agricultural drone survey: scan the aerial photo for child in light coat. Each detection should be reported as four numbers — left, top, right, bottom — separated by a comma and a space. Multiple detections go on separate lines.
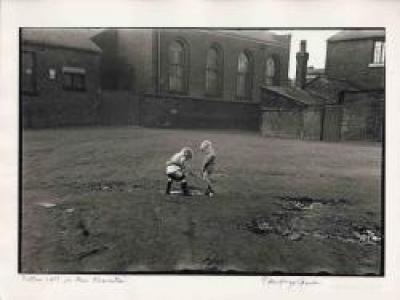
200, 140, 216, 197
165, 147, 193, 196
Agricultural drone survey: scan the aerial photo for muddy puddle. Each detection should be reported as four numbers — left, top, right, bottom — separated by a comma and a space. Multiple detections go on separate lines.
245, 196, 382, 246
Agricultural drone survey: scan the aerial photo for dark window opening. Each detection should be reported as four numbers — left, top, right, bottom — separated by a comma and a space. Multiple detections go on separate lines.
22, 51, 37, 94
62, 67, 86, 91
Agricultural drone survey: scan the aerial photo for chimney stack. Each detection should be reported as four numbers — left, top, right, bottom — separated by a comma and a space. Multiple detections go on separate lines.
295, 40, 309, 89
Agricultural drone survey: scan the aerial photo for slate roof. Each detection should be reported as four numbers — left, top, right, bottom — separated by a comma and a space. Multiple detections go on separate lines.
305, 76, 361, 103
307, 68, 325, 76
22, 29, 102, 53
262, 74, 371, 107
328, 30, 385, 42
262, 86, 325, 106
219, 30, 290, 46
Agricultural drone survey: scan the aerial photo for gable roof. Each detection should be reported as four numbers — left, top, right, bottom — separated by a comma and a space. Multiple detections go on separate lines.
22, 29, 102, 53
328, 30, 385, 42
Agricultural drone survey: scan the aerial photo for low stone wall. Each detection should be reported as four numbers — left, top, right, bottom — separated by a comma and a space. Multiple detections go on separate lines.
99, 90, 139, 126
303, 108, 322, 140
261, 108, 322, 140
22, 97, 98, 128
140, 94, 260, 131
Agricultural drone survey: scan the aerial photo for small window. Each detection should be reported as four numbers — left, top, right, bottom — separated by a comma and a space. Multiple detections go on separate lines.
205, 46, 222, 96
168, 41, 187, 93
62, 67, 86, 91
236, 52, 252, 99
22, 51, 37, 94
372, 41, 385, 65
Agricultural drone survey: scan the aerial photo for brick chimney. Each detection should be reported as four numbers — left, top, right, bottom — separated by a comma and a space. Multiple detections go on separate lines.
295, 40, 309, 89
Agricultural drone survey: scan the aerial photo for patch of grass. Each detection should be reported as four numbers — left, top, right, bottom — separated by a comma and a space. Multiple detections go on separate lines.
21, 126, 383, 274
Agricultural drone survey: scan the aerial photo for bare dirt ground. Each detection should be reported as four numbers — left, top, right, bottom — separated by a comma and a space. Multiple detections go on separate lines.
21, 126, 383, 274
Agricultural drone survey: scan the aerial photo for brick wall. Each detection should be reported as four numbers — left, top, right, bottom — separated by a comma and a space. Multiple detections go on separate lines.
94, 29, 290, 103
98, 90, 140, 125
260, 89, 322, 140
341, 94, 384, 141
140, 94, 260, 130
261, 110, 304, 139
326, 39, 385, 89
21, 43, 100, 128
157, 29, 290, 103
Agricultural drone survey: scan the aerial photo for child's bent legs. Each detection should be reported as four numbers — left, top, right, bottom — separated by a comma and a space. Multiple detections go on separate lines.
166, 173, 189, 195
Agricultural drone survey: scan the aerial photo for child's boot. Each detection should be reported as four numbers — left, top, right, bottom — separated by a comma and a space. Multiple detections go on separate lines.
181, 180, 190, 196
165, 178, 172, 195
205, 185, 214, 197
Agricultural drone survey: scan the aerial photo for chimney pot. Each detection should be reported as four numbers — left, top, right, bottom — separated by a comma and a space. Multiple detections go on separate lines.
300, 40, 307, 52
295, 40, 309, 89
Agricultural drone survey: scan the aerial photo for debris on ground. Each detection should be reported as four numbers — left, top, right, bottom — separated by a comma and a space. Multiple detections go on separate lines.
169, 186, 204, 196
279, 196, 348, 211
287, 232, 303, 241
36, 202, 57, 208
67, 180, 147, 193
352, 228, 382, 244
245, 209, 382, 246
247, 218, 275, 234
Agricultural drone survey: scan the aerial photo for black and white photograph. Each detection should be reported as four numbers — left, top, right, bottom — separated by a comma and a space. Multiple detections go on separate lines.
19, 27, 384, 275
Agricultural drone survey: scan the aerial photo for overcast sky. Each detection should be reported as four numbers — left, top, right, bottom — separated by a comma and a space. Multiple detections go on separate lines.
272, 30, 340, 79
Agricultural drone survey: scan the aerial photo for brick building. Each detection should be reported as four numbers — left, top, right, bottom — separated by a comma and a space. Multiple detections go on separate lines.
326, 30, 385, 89
313, 30, 385, 141
21, 29, 102, 128
261, 30, 385, 142
92, 29, 291, 130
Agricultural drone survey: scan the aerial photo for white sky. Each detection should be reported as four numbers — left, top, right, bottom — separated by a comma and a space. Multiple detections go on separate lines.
271, 30, 340, 79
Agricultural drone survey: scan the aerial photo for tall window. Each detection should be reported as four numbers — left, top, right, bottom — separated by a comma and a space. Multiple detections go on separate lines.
236, 52, 252, 99
373, 41, 385, 65
62, 67, 86, 91
168, 41, 186, 92
22, 51, 37, 94
264, 57, 276, 86
205, 46, 222, 96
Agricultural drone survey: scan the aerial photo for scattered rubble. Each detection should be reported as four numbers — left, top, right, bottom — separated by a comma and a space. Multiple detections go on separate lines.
245, 197, 381, 246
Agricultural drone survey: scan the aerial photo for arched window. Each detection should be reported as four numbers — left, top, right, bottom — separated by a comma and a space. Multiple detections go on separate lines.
205, 46, 222, 96
236, 52, 252, 99
168, 41, 187, 92
265, 57, 276, 85
265, 56, 280, 86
